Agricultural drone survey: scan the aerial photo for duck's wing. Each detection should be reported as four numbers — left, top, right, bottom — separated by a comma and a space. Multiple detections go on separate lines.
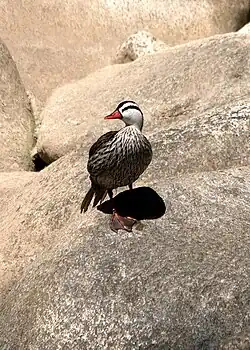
88, 131, 118, 157
87, 130, 118, 178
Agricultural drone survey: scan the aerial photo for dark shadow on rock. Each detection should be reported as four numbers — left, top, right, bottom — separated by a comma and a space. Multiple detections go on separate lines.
97, 186, 166, 221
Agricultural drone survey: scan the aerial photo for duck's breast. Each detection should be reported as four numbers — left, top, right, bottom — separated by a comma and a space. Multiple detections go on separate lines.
95, 126, 152, 189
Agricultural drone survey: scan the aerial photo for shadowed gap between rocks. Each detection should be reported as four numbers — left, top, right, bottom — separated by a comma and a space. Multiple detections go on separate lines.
32, 152, 48, 172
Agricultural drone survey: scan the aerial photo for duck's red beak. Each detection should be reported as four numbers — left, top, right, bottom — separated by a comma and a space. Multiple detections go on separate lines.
104, 110, 122, 120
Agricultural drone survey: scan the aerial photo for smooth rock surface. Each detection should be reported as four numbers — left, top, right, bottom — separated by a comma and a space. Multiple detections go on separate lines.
0, 0, 249, 102
37, 33, 250, 163
0, 39, 35, 171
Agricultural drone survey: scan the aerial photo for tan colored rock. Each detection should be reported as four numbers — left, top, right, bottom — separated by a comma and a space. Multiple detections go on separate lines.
37, 33, 250, 163
1, 84, 250, 346
1, 151, 250, 347
0, 171, 37, 286
0, 39, 35, 171
0, 0, 249, 102
114, 30, 168, 63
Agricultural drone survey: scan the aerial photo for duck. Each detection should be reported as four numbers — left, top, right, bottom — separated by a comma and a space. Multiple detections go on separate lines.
81, 100, 152, 231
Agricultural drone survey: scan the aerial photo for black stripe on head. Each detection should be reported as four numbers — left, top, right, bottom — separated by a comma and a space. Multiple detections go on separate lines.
121, 105, 142, 113
116, 100, 138, 110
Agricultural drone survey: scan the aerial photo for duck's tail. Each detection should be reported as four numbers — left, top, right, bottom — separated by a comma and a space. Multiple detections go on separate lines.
80, 186, 107, 213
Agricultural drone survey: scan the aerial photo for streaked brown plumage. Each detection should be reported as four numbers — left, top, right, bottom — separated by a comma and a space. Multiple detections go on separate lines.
81, 100, 152, 219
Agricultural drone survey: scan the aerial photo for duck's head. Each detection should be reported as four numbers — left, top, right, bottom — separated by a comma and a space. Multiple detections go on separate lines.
104, 100, 143, 130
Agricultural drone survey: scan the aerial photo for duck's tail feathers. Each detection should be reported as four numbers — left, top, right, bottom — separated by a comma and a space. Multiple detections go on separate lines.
93, 189, 107, 207
81, 187, 94, 213
80, 187, 107, 213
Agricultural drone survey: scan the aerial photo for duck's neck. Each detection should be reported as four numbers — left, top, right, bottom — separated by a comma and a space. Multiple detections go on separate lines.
125, 119, 143, 131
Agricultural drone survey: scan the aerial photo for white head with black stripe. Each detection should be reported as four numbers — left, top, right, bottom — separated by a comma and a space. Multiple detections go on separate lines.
104, 100, 143, 131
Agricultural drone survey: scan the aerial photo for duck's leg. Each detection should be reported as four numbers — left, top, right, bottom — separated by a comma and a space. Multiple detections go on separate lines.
109, 185, 137, 233
110, 211, 137, 233
129, 183, 133, 191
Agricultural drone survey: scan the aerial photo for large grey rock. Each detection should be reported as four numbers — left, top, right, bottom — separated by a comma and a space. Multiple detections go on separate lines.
1, 161, 250, 348
36, 33, 250, 164
0, 0, 249, 102
0, 39, 35, 171
1, 96, 250, 347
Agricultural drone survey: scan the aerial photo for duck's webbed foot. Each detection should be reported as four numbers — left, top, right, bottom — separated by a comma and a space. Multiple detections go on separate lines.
110, 210, 137, 233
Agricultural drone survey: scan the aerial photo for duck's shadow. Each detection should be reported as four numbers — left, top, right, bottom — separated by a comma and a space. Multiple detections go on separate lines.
97, 186, 166, 221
